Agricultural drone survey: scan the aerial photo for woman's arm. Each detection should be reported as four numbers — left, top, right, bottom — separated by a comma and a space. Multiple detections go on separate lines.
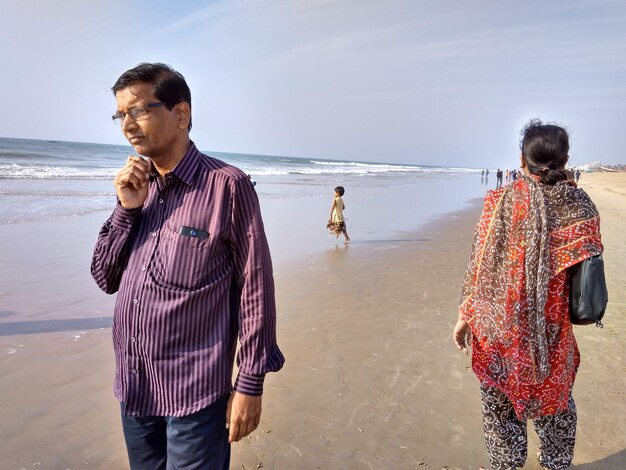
452, 311, 471, 355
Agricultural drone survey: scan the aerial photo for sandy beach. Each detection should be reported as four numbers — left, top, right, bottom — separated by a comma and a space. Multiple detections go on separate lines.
0, 171, 624, 469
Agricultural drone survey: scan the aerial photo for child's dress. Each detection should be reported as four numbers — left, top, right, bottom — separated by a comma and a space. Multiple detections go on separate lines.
326, 196, 347, 235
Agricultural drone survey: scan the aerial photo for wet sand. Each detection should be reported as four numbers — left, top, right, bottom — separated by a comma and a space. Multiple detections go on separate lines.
234, 172, 626, 470
0, 172, 624, 469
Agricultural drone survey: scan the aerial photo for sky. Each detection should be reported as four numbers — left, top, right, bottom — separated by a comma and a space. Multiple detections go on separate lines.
1, 0, 625, 168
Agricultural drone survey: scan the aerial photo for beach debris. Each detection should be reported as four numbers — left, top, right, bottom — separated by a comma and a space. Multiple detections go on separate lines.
242, 463, 263, 470
6, 348, 17, 354
357, 426, 363, 432
287, 443, 302, 459
389, 365, 402, 388
384, 404, 398, 423
350, 402, 368, 424
415, 457, 430, 468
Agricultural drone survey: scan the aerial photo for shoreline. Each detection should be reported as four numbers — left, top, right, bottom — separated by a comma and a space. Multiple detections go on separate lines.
0, 172, 624, 469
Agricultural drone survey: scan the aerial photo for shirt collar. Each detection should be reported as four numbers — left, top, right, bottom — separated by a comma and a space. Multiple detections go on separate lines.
167, 141, 202, 186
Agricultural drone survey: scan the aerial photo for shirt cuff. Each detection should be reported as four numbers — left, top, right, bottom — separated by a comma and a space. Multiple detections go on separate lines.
111, 203, 142, 231
234, 371, 265, 396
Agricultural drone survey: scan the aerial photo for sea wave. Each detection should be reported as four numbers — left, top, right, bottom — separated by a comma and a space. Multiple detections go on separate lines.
0, 163, 118, 179
0, 190, 114, 197
312, 160, 422, 170
0, 162, 478, 179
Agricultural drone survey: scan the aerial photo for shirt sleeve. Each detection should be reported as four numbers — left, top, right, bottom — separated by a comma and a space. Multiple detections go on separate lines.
229, 176, 285, 395
90, 203, 142, 295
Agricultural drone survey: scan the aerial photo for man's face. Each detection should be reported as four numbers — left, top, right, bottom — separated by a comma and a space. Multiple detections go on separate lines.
114, 82, 181, 160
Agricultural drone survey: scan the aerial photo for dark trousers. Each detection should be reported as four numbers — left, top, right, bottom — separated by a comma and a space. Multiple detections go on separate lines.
121, 396, 230, 470
480, 385, 576, 470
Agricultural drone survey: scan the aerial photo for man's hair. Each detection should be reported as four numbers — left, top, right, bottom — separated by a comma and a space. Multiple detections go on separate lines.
520, 118, 571, 185
334, 186, 345, 196
112, 63, 192, 131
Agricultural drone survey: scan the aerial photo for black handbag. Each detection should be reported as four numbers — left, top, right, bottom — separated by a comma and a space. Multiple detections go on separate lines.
569, 254, 608, 327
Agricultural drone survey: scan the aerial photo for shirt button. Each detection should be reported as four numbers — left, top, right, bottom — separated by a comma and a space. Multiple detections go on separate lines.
152, 232, 157, 238
159, 199, 164, 204
131, 369, 137, 375
141, 266, 146, 272
133, 298, 139, 304
131, 336, 137, 343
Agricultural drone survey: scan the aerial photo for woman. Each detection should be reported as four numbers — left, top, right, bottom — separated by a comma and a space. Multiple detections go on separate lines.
452, 120, 603, 470
327, 185, 350, 244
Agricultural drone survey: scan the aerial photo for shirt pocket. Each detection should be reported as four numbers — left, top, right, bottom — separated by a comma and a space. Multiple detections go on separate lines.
153, 226, 214, 291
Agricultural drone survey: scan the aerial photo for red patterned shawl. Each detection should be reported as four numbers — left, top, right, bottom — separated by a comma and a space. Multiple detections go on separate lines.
460, 176, 602, 419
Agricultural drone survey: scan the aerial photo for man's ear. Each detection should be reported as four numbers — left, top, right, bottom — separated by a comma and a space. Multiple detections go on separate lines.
176, 102, 191, 130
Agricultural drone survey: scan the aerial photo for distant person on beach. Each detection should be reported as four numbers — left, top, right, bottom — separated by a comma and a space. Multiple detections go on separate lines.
326, 185, 350, 244
575, 169, 581, 182
91, 62, 284, 469
496, 168, 503, 188
452, 119, 603, 470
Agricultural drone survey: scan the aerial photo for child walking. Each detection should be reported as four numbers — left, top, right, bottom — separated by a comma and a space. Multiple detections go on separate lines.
326, 186, 350, 244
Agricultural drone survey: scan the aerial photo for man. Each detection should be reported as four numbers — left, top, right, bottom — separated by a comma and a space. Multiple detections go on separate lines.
91, 63, 284, 469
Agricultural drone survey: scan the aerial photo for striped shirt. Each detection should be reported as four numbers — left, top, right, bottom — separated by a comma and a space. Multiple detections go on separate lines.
91, 142, 284, 417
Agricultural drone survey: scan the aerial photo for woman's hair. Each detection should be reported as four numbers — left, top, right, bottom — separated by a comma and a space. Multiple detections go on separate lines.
112, 63, 193, 131
519, 119, 572, 185
334, 186, 345, 196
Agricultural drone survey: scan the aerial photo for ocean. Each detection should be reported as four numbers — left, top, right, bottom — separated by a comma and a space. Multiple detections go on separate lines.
0, 136, 491, 261
0, 136, 495, 321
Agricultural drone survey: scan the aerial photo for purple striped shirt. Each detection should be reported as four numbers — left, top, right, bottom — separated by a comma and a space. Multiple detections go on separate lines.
91, 142, 284, 417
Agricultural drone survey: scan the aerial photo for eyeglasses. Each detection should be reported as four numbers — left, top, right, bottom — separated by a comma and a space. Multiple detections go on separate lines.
112, 102, 166, 126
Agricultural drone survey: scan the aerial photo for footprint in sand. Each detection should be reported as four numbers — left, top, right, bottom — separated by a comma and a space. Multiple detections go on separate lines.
448, 423, 466, 447
448, 365, 464, 390
449, 433, 463, 446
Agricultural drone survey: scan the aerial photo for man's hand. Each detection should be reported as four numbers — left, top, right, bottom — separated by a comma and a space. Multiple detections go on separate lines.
226, 392, 262, 443
452, 318, 472, 355
114, 156, 151, 209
